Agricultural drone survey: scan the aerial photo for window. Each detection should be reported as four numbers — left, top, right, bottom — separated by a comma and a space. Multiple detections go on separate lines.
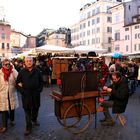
126, 45, 128, 51
135, 25, 139, 29
96, 17, 100, 23
87, 12, 91, 18
135, 34, 137, 39
92, 10, 95, 16
125, 35, 129, 40
125, 35, 127, 40
115, 45, 120, 51
83, 32, 85, 37
80, 24, 82, 29
83, 23, 86, 28
108, 37, 112, 43
107, 17, 112, 22
88, 21, 90, 27
139, 44, 140, 50
2, 43, 4, 49
87, 30, 90, 36
138, 33, 140, 38
96, 7, 100, 14
92, 38, 95, 44
92, 19, 95, 25
128, 5, 131, 10
107, 27, 112, 33
107, 6, 111, 13
125, 28, 129, 31
92, 29, 95, 34
1, 33, 5, 39
97, 27, 100, 33
96, 38, 100, 44
7, 43, 9, 49
108, 47, 111, 52
114, 32, 120, 40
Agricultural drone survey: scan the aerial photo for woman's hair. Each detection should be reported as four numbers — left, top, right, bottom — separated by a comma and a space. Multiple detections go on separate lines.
2, 58, 10, 66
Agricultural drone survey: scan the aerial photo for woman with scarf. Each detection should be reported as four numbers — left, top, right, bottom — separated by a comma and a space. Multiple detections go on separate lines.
0, 59, 19, 133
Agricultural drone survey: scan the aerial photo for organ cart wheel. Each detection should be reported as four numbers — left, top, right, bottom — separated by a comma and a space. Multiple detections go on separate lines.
63, 103, 92, 134
57, 117, 65, 126
57, 115, 81, 127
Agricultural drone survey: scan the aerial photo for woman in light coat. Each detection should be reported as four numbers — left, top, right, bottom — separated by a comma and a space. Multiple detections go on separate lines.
0, 59, 19, 133
137, 64, 140, 86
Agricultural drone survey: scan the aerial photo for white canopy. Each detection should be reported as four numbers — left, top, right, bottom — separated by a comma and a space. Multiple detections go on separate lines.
102, 53, 113, 57
72, 45, 107, 53
35, 45, 73, 53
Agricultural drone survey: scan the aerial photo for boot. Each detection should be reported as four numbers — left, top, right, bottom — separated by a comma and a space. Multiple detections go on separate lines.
0, 127, 7, 133
24, 128, 32, 136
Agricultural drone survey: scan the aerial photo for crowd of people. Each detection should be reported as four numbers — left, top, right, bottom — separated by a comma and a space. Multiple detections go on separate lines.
0, 54, 139, 135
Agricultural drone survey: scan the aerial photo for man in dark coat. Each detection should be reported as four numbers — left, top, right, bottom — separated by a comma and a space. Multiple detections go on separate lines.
100, 71, 129, 126
16, 57, 43, 135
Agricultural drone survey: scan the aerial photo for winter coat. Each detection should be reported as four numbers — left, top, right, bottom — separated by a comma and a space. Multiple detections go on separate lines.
0, 68, 19, 111
109, 76, 129, 114
137, 66, 140, 80
16, 67, 43, 109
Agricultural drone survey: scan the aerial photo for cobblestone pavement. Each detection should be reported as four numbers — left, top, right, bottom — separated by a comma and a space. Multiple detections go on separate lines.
0, 85, 140, 140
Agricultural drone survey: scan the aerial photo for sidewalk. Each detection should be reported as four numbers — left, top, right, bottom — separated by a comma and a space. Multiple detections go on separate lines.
0, 85, 140, 140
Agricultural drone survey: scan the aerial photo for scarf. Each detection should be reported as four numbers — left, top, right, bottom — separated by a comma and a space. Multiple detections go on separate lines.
2, 65, 13, 81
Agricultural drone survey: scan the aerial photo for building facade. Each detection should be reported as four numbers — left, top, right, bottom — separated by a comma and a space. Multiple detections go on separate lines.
0, 21, 11, 57
46, 32, 66, 47
71, 0, 121, 52
26, 35, 36, 48
111, 0, 140, 54
11, 31, 37, 55
37, 27, 71, 48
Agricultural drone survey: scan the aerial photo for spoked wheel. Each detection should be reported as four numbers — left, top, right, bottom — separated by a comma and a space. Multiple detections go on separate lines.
57, 116, 81, 127
63, 103, 92, 134
57, 117, 65, 126
57, 112, 81, 127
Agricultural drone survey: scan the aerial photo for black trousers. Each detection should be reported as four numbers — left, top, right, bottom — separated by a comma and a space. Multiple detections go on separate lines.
24, 107, 39, 130
101, 100, 114, 121
1, 110, 14, 127
1, 92, 15, 128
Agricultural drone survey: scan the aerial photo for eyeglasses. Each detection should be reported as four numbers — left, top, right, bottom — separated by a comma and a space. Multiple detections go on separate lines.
4, 63, 10, 66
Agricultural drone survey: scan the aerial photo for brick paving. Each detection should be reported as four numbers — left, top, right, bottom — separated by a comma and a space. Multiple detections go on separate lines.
0, 85, 140, 140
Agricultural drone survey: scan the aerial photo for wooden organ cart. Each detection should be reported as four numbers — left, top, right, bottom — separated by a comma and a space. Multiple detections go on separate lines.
50, 71, 100, 134
51, 57, 77, 80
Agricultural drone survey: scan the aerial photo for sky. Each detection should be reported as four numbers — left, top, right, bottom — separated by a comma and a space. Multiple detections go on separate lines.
0, 0, 93, 36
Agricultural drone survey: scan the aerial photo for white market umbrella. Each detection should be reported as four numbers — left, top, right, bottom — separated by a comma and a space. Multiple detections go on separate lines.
72, 45, 107, 54
35, 45, 73, 53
